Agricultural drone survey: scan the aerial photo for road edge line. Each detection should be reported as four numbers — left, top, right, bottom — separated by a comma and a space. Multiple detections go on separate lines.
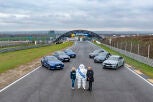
126, 65, 153, 87
0, 66, 41, 93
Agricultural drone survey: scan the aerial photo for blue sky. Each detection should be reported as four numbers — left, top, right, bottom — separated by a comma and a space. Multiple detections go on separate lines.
0, 0, 153, 31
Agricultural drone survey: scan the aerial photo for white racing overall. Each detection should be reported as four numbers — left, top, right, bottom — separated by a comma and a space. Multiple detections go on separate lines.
76, 64, 87, 89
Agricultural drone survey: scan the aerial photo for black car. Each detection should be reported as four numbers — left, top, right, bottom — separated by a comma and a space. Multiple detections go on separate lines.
94, 52, 111, 63
64, 49, 76, 58
41, 56, 64, 70
53, 51, 70, 62
89, 49, 105, 58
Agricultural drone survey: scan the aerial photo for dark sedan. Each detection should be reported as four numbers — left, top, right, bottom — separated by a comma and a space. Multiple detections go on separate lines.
64, 49, 76, 58
53, 51, 70, 62
94, 52, 111, 63
89, 49, 105, 58
41, 56, 64, 70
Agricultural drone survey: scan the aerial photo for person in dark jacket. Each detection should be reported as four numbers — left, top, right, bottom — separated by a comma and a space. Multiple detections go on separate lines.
86, 67, 94, 91
70, 67, 76, 89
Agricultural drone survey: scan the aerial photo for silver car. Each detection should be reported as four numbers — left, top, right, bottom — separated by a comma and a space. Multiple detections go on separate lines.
94, 52, 111, 63
102, 55, 124, 69
89, 49, 106, 58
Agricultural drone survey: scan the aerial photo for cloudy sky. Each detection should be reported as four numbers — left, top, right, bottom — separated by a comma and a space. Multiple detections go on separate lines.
0, 0, 153, 31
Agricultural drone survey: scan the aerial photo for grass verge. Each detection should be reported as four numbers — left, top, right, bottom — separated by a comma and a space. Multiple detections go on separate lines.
0, 42, 73, 73
94, 42, 153, 78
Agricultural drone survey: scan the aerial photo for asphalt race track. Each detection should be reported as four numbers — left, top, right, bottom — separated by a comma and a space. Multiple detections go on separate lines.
0, 41, 153, 102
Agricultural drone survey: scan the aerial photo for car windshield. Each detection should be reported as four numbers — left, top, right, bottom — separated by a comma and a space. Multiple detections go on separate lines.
47, 57, 57, 61
93, 50, 101, 53
107, 56, 119, 60
65, 49, 73, 52
58, 52, 66, 55
98, 53, 107, 56
98, 55, 107, 58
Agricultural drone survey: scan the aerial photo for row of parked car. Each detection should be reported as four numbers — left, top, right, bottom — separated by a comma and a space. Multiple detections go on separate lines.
89, 49, 125, 69
41, 49, 76, 70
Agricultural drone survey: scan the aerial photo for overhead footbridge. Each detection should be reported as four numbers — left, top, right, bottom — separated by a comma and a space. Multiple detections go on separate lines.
53, 30, 103, 43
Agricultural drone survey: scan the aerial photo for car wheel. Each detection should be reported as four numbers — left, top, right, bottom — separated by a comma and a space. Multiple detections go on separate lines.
47, 65, 50, 70
41, 62, 44, 67
116, 64, 119, 69
41, 63, 44, 67
122, 62, 125, 67
41, 64, 44, 67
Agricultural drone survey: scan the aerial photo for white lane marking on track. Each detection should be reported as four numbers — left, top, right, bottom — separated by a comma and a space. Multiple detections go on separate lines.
0, 66, 41, 93
126, 66, 153, 87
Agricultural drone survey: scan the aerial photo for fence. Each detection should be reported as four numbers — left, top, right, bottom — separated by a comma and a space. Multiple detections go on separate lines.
102, 36, 153, 59
0, 44, 52, 53
103, 43, 153, 67
111, 42, 152, 59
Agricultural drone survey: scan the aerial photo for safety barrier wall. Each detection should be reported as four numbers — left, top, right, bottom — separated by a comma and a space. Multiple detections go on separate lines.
0, 44, 52, 53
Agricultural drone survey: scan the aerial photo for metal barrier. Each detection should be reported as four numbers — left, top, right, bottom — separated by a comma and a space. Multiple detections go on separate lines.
0, 44, 52, 53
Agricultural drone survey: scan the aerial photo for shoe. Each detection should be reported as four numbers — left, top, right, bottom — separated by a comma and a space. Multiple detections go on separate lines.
87, 89, 91, 91
72, 87, 75, 89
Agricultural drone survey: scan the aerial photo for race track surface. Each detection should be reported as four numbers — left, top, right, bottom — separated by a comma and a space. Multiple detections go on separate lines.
0, 41, 153, 102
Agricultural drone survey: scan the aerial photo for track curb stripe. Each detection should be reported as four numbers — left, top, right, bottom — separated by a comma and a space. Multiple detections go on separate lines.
147, 79, 153, 83
134, 69, 143, 75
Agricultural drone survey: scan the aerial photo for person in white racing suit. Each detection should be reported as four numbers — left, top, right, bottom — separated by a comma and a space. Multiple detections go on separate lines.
76, 64, 87, 89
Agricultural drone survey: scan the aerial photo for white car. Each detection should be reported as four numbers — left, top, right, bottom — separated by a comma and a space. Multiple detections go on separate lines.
102, 55, 124, 69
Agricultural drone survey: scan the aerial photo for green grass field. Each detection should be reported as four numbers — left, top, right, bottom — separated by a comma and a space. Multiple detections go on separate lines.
94, 42, 153, 78
0, 42, 73, 73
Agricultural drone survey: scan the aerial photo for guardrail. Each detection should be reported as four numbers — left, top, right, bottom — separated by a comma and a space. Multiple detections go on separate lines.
103, 43, 153, 67
0, 44, 52, 53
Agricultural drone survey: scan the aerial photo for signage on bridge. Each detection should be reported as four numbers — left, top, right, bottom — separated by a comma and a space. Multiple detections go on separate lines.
75, 33, 89, 36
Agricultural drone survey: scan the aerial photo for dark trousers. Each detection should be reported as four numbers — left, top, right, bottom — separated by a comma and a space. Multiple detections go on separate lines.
88, 81, 92, 91
71, 79, 75, 88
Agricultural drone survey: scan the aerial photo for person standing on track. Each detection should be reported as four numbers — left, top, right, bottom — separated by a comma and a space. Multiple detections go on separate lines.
76, 64, 87, 90
70, 67, 76, 89
86, 67, 94, 91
